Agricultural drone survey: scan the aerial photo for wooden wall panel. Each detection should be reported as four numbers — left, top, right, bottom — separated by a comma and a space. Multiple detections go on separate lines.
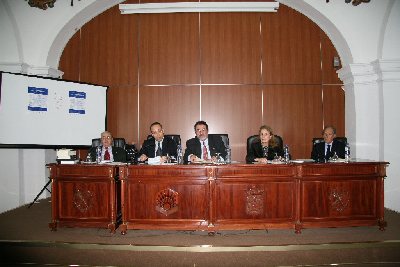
322, 85, 345, 137
321, 30, 343, 85
263, 85, 323, 159
58, 31, 80, 81
261, 5, 322, 84
107, 85, 138, 145
79, 6, 138, 86
139, 13, 200, 85
200, 13, 262, 84
59, 3, 345, 159
138, 86, 200, 149
201, 85, 262, 162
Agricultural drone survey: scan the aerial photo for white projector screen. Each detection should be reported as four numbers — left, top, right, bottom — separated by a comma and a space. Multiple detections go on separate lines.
0, 72, 107, 147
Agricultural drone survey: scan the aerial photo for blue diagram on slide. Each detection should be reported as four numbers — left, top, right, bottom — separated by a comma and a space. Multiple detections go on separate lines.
28, 86, 48, 111
69, 90, 86, 114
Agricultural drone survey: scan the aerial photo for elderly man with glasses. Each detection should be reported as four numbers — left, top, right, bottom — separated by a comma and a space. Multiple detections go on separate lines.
89, 131, 127, 162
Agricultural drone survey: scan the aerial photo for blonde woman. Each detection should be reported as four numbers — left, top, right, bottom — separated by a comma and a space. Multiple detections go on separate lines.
246, 125, 283, 163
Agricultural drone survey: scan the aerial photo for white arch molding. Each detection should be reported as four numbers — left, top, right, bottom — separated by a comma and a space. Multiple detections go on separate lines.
47, 0, 353, 75
46, 0, 125, 71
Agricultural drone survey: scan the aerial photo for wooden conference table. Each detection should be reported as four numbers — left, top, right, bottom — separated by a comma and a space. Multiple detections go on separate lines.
48, 160, 388, 234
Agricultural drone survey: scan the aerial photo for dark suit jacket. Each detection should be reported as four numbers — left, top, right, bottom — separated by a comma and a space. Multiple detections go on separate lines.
139, 136, 178, 159
184, 135, 227, 164
311, 139, 346, 161
89, 146, 127, 162
246, 139, 284, 163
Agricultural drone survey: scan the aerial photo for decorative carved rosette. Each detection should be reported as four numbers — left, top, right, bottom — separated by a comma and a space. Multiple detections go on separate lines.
245, 185, 265, 216
156, 188, 179, 216
73, 188, 94, 213
27, 0, 56, 10
328, 188, 350, 213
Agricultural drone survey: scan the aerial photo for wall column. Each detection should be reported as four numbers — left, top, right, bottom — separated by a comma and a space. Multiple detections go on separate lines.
338, 63, 382, 160
373, 59, 400, 212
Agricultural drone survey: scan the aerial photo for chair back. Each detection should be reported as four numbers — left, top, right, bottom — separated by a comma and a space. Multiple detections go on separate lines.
165, 134, 181, 146
274, 135, 283, 150
312, 137, 347, 146
208, 134, 229, 147
91, 137, 126, 148
92, 138, 101, 147
247, 135, 259, 154
146, 134, 181, 146
113, 138, 126, 149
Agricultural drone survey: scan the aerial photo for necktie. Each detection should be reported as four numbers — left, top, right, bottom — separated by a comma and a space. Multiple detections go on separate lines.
326, 144, 331, 159
203, 141, 208, 160
156, 141, 162, 156
104, 148, 110, 160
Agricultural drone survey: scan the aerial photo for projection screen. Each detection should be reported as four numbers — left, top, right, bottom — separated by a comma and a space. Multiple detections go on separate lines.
0, 72, 107, 148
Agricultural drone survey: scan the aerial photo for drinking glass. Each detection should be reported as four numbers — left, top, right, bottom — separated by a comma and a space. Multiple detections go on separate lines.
273, 153, 281, 163
84, 152, 90, 162
330, 152, 339, 162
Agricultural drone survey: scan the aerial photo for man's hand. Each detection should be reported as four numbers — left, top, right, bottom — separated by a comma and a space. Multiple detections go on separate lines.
254, 157, 268, 163
190, 154, 198, 162
139, 154, 148, 162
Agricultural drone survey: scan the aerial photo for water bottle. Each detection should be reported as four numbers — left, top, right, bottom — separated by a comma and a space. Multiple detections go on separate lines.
225, 145, 231, 164
345, 143, 350, 162
177, 145, 183, 164
96, 146, 102, 163
284, 144, 290, 163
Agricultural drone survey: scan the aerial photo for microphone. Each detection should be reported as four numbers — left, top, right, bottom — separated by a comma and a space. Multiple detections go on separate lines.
88, 145, 102, 157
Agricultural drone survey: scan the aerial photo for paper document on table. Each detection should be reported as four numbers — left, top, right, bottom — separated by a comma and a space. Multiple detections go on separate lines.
148, 156, 161, 165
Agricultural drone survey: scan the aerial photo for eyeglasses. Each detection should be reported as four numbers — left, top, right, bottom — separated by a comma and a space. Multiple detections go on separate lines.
196, 128, 207, 133
101, 136, 112, 140
151, 129, 163, 135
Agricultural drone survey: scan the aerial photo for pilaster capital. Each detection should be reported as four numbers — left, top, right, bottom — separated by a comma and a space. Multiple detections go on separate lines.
371, 59, 400, 82
337, 63, 378, 86
338, 59, 400, 86
0, 62, 63, 78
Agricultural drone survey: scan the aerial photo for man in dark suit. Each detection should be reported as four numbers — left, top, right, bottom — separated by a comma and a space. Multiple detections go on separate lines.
311, 125, 345, 162
184, 120, 227, 164
138, 122, 177, 163
89, 131, 127, 162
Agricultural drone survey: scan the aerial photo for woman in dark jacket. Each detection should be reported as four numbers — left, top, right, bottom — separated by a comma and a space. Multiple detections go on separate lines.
246, 125, 283, 163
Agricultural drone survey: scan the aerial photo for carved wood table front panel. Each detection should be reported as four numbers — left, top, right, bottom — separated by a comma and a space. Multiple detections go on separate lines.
48, 164, 120, 233
119, 161, 388, 234
48, 161, 388, 234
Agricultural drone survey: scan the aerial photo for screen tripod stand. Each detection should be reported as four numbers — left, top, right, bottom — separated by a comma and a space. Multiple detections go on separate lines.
28, 177, 51, 208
